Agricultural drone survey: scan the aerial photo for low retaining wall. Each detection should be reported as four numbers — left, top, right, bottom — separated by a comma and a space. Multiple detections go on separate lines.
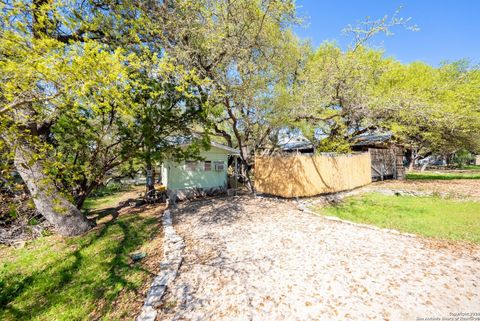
254, 153, 372, 198
136, 209, 184, 321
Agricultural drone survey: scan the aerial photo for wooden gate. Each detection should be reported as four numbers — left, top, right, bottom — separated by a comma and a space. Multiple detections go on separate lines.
369, 147, 405, 181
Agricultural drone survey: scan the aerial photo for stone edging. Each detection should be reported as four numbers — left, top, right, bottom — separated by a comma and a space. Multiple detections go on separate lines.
136, 209, 184, 321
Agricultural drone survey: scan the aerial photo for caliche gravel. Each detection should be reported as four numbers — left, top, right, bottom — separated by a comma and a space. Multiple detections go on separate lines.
158, 195, 480, 321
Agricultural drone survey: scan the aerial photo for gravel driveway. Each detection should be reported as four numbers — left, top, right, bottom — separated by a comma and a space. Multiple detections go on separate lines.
159, 195, 480, 321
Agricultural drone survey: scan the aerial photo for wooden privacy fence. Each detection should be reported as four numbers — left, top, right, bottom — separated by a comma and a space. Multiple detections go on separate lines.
254, 153, 372, 198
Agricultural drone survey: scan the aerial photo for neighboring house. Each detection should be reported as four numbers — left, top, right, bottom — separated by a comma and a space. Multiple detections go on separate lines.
280, 138, 315, 154
161, 142, 240, 200
352, 133, 405, 181
278, 133, 406, 180
418, 155, 447, 166
476, 155, 480, 166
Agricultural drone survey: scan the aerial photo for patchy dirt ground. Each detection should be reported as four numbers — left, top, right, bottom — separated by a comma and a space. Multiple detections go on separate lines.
158, 195, 480, 321
372, 179, 480, 200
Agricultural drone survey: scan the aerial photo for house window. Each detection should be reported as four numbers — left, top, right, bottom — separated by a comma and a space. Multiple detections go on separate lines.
185, 161, 197, 171
204, 161, 212, 171
214, 161, 225, 171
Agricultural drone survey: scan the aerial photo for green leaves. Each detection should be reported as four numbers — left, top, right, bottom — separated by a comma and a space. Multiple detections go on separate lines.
1, 1, 205, 209
292, 44, 387, 151
376, 60, 480, 155
292, 40, 480, 155
2, 0, 479, 213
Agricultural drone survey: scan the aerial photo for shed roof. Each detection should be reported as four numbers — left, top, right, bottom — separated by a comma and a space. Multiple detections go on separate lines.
279, 137, 314, 151
353, 133, 393, 147
281, 140, 314, 151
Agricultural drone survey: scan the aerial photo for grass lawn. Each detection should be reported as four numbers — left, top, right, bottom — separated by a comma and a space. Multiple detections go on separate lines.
407, 171, 480, 180
0, 190, 162, 321
313, 193, 480, 244
82, 185, 143, 211
459, 165, 480, 170
83, 192, 126, 211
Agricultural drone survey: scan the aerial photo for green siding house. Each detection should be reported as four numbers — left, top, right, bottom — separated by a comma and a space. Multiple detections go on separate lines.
161, 142, 239, 199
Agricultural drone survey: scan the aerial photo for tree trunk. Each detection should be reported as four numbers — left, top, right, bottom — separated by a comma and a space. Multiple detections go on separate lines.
240, 157, 254, 193
408, 160, 415, 171
145, 152, 155, 192
420, 162, 429, 172
75, 194, 88, 210
75, 182, 97, 210
407, 149, 418, 171
405, 149, 413, 170
14, 143, 93, 236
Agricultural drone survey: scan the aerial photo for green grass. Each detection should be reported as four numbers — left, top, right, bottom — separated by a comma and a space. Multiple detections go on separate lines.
0, 191, 159, 321
315, 193, 480, 243
82, 185, 140, 211
458, 164, 480, 171
82, 193, 126, 211
407, 171, 480, 180
89, 182, 124, 197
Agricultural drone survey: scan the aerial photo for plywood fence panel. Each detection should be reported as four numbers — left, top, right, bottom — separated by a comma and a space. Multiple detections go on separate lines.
254, 153, 372, 198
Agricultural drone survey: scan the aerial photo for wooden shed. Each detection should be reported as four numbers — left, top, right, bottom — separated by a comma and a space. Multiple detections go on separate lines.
352, 134, 405, 181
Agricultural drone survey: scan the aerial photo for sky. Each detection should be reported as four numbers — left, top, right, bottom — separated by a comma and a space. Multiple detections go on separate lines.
294, 0, 480, 66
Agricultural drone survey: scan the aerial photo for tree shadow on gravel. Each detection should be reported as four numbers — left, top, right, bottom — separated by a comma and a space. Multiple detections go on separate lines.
174, 195, 250, 226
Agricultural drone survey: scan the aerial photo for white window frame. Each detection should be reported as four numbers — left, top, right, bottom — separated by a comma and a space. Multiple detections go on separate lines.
214, 161, 225, 171
185, 161, 197, 171
204, 160, 212, 171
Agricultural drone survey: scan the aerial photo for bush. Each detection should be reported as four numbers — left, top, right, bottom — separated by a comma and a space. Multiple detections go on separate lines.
452, 149, 474, 167
0, 192, 48, 246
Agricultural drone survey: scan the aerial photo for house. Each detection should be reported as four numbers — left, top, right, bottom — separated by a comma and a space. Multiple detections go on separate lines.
161, 142, 240, 200
276, 133, 406, 181
476, 155, 480, 166
352, 133, 405, 181
280, 138, 315, 154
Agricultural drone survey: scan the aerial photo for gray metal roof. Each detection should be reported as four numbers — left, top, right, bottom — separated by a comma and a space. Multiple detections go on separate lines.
353, 133, 393, 146
280, 140, 314, 151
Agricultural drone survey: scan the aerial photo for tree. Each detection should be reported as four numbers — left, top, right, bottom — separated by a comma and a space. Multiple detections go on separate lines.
126, 56, 212, 192
294, 44, 480, 161
290, 8, 480, 161
0, 0, 136, 235
293, 44, 389, 152
374, 60, 480, 167
0, 0, 212, 235
146, 0, 305, 191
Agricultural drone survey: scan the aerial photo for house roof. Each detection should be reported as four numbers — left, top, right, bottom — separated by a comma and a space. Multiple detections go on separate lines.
210, 141, 240, 155
281, 141, 314, 151
178, 141, 240, 155
280, 137, 314, 151
277, 133, 395, 151
170, 135, 240, 155
353, 133, 393, 147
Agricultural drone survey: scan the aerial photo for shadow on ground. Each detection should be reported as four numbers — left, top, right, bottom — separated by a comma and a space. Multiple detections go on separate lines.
174, 195, 248, 227
0, 202, 162, 321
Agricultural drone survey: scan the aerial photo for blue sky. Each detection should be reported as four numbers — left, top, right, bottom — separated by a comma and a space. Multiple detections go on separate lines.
294, 0, 480, 66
